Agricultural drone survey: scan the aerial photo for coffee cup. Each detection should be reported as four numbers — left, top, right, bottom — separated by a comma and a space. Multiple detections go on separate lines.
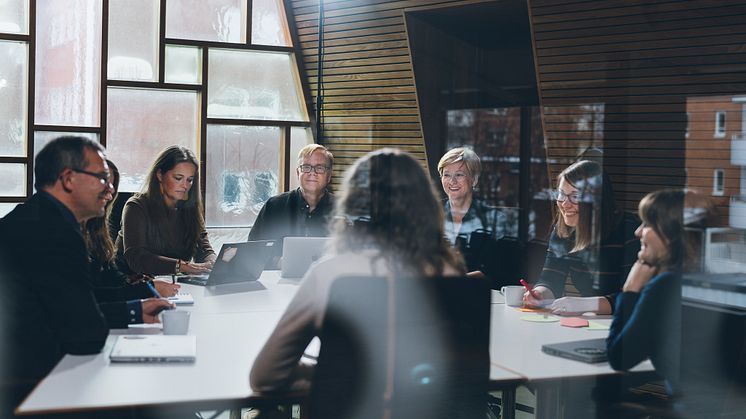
162, 310, 190, 335
500, 285, 525, 307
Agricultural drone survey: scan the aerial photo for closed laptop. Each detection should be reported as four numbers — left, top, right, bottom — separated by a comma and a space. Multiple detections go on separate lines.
109, 335, 196, 363
541, 338, 608, 363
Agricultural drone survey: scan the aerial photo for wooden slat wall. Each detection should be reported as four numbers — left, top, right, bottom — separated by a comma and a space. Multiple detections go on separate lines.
287, 0, 492, 184
528, 0, 746, 220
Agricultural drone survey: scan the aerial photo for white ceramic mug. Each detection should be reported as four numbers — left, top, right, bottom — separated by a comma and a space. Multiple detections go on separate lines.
162, 310, 190, 335
500, 285, 525, 307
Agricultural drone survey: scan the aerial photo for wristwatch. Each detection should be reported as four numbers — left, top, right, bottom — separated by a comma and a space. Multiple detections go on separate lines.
175, 259, 181, 274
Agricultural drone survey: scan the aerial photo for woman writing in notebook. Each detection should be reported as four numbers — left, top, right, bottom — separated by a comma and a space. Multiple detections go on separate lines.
115, 146, 216, 276
523, 160, 639, 315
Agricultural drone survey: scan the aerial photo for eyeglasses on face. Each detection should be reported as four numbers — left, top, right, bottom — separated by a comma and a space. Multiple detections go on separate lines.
441, 172, 468, 182
299, 164, 330, 174
72, 168, 111, 186
552, 189, 580, 204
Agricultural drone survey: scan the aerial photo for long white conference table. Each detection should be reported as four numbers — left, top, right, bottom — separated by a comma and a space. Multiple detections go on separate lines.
16, 271, 650, 418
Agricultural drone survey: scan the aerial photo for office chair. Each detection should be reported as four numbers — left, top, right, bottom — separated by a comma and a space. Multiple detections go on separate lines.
308, 275, 490, 419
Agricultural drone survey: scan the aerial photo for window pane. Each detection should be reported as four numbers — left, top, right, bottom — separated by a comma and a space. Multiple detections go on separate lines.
288, 127, 312, 190
205, 125, 281, 227
165, 44, 201, 84
34, 131, 98, 158
0, 0, 28, 34
208, 49, 307, 121
0, 163, 25, 196
35, 0, 102, 127
0, 202, 18, 217
106, 87, 199, 193
108, 0, 158, 82
166, 0, 245, 43
251, 0, 290, 47
0, 41, 27, 157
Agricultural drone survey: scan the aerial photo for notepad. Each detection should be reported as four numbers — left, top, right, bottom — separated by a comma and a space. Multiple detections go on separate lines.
168, 292, 194, 305
520, 314, 559, 323
560, 317, 589, 328
109, 335, 196, 363
586, 320, 610, 331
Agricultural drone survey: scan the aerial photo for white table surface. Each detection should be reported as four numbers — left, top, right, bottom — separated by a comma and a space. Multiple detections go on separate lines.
18, 272, 640, 414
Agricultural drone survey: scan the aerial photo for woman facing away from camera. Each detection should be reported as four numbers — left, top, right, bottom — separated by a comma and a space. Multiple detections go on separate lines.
115, 145, 216, 276
250, 148, 464, 392
523, 160, 640, 315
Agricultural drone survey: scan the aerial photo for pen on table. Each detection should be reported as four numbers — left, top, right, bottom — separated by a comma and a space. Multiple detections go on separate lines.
146, 280, 163, 299
519, 278, 541, 300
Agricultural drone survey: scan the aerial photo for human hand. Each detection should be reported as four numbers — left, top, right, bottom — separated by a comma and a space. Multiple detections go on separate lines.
181, 261, 212, 275
466, 270, 486, 278
548, 296, 601, 315
141, 298, 175, 323
154, 280, 181, 297
622, 260, 658, 293
522, 285, 554, 308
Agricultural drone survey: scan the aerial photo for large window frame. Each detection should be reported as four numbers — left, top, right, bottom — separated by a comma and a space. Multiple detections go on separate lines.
0, 0, 313, 228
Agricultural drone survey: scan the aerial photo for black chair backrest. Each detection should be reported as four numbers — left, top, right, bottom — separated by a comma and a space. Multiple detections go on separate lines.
309, 275, 490, 419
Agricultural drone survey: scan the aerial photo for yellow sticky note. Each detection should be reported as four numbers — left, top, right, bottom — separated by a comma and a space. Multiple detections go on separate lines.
586, 321, 610, 331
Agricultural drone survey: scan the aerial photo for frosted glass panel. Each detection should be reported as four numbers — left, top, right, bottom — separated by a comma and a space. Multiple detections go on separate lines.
205, 125, 281, 227
251, 0, 290, 47
166, 0, 245, 43
165, 44, 201, 84
0, 163, 25, 196
208, 49, 306, 121
0, 202, 18, 217
0, 41, 27, 157
288, 127, 313, 191
107, 88, 199, 193
35, 0, 102, 127
0, 0, 28, 34
34, 131, 98, 159
108, 0, 158, 82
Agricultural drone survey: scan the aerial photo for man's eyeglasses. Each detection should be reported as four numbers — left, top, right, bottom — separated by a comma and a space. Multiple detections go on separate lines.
72, 168, 111, 186
299, 164, 330, 174
552, 189, 580, 204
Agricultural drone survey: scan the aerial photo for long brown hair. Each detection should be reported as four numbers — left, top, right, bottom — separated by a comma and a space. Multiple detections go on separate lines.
331, 148, 464, 276
83, 159, 120, 264
137, 146, 205, 256
555, 160, 619, 253
638, 189, 687, 272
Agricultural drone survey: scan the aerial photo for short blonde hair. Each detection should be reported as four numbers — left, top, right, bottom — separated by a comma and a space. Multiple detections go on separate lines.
297, 144, 333, 169
437, 147, 481, 182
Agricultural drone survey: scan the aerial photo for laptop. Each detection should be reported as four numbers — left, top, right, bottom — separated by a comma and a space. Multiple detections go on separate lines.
109, 335, 196, 363
281, 236, 330, 278
178, 240, 277, 286
541, 338, 608, 363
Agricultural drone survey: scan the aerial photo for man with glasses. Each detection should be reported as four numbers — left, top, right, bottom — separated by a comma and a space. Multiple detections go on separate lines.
249, 144, 335, 257
0, 137, 173, 415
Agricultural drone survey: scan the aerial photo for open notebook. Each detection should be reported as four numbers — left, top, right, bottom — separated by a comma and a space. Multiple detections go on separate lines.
109, 335, 196, 363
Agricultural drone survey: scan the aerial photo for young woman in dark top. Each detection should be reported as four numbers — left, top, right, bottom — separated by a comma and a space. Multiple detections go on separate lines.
84, 159, 180, 302
606, 188, 686, 396
116, 146, 216, 276
523, 160, 639, 315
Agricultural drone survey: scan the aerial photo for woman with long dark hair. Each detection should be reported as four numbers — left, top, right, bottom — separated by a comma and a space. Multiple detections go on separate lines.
116, 146, 215, 276
250, 148, 464, 392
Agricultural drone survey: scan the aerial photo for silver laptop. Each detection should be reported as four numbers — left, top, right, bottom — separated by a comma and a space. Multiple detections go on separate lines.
281, 237, 330, 278
179, 240, 277, 286
541, 338, 608, 363
109, 335, 196, 363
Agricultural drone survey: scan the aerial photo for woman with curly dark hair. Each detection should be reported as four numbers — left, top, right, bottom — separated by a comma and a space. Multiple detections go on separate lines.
115, 145, 216, 276
250, 148, 464, 392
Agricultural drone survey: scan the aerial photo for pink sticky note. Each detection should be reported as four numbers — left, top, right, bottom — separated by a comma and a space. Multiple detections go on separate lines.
560, 317, 589, 328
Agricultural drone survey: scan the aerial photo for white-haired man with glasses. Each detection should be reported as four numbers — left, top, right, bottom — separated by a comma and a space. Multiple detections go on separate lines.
249, 144, 335, 255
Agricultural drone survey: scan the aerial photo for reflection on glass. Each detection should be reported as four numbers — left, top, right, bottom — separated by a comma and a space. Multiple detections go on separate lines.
165, 44, 201, 84
0, 0, 28, 34
0, 163, 25, 196
108, 0, 158, 81
166, 0, 245, 43
205, 125, 281, 227
0, 41, 27, 157
0, 202, 17, 217
35, 0, 102, 127
106, 87, 199, 192
208, 49, 306, 121
251, 0, 290, 46
289, 127, 313, 190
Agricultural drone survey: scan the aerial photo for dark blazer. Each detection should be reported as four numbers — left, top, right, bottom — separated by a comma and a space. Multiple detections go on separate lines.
0, 193, 109, 407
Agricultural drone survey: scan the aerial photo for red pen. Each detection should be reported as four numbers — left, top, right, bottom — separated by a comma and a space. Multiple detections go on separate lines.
520, 278, 541, 300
